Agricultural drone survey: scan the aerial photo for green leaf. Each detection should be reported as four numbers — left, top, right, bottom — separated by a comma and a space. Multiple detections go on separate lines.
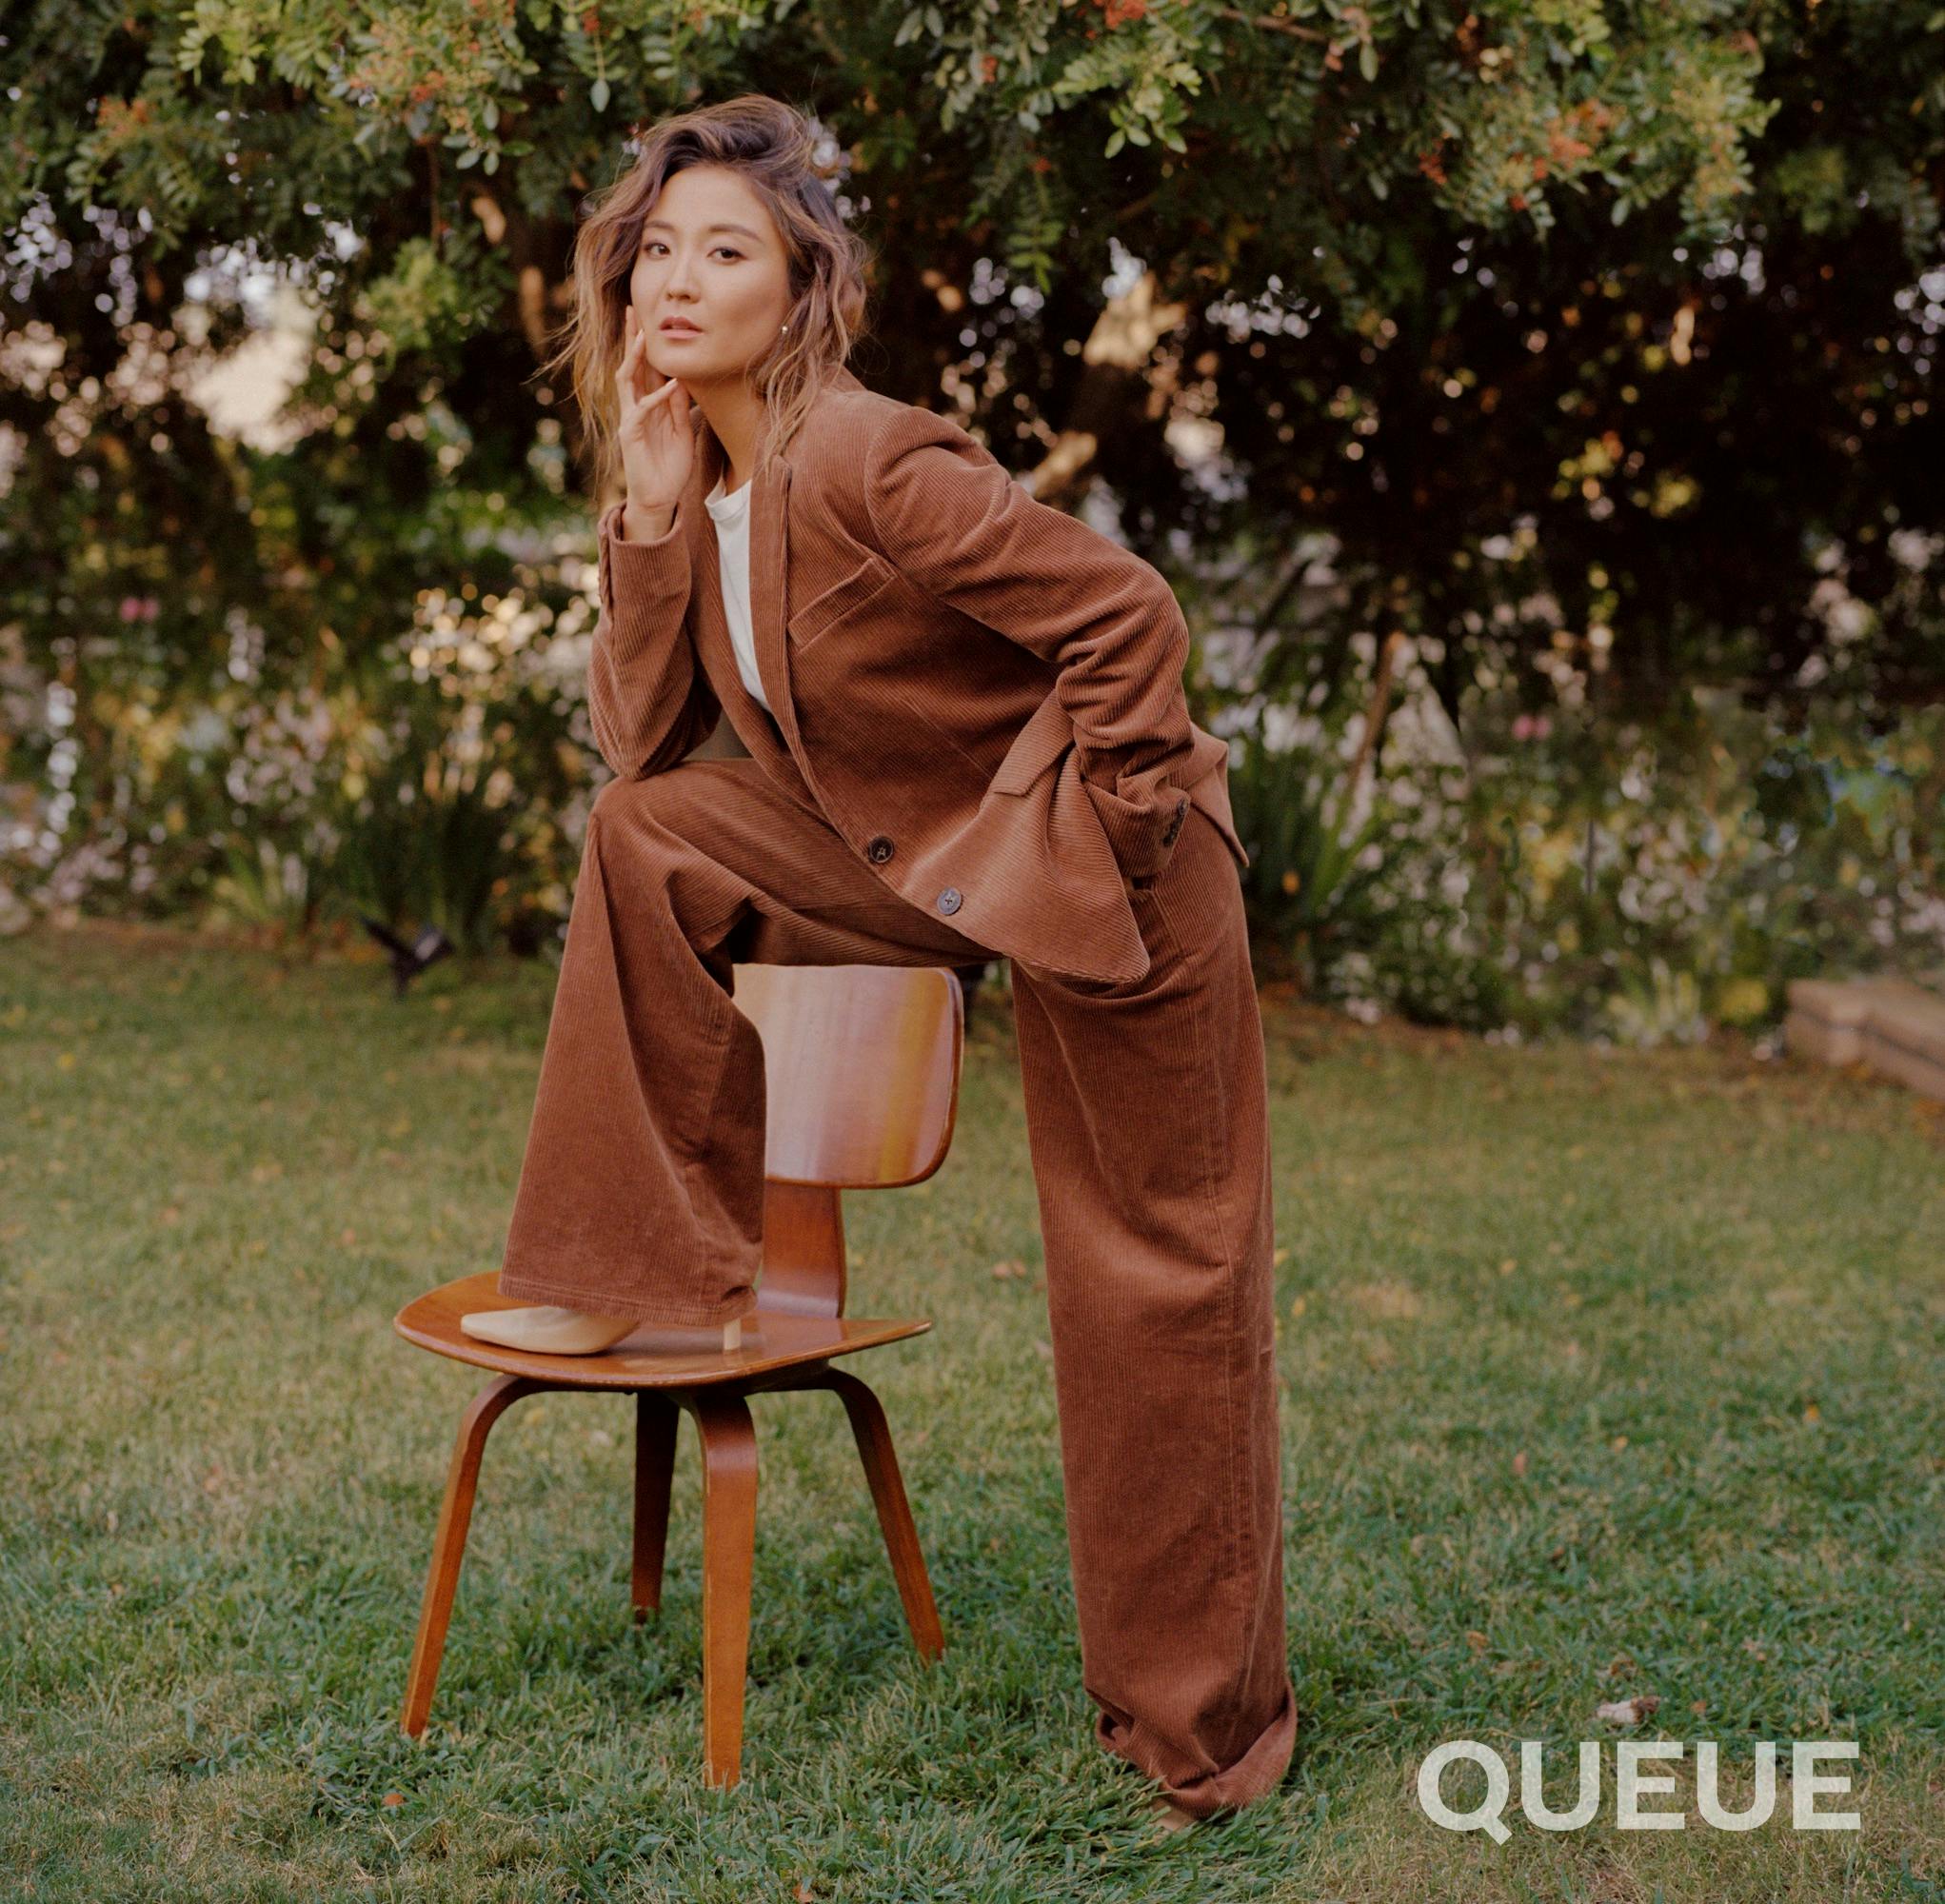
1359, 38, 1379, 82
589, 76, 610, 113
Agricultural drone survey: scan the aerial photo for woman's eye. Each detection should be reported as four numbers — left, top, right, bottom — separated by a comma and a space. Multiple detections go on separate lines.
641, 241, 742, 260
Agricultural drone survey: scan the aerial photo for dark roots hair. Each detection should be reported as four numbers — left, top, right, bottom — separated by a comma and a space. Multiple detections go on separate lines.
540, 92, 873, 503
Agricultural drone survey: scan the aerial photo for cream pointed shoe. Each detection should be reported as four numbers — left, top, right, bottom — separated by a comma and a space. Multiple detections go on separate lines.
458, 1305, 746, 1356
1145, 1795, 1206, 1834
458, 1304, 641, 1355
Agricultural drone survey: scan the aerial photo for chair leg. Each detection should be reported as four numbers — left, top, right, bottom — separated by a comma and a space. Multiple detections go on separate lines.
823, 1369, 946, 1664
401, 1372, 546, 1737
632, 1392, 680, 1622
688, 1390, 759, 1791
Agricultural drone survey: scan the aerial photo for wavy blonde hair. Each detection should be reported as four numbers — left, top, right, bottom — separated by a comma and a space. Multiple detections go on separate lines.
540, 93, 872, 504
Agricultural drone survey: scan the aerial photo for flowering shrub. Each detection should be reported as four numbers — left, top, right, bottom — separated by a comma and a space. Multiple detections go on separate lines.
1207, 635, 1944, 1043
10, 484, 1937, 1046
0, 507, 605, 958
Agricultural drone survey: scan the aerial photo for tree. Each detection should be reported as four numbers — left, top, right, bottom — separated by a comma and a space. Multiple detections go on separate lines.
2, 1, 1939, 953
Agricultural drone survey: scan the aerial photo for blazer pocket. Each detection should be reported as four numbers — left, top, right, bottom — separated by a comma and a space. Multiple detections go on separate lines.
787, 550, 898, 648
990, 691, 1075, 796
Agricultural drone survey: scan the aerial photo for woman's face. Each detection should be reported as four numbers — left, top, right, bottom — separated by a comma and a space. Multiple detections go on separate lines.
628, 164, 793, 389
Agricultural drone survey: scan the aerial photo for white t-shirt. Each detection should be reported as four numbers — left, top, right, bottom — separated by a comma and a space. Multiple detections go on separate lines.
705, 470, 771, 714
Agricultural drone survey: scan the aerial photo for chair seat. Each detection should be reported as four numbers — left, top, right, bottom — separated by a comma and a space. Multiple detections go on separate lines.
393, 1271, 932, 1390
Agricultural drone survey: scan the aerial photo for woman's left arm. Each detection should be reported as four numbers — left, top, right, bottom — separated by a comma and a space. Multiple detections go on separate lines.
863, 401, 1198, 885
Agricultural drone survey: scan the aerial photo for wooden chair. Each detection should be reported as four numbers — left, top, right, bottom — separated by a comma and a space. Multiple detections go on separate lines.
392, 962, 963, 1788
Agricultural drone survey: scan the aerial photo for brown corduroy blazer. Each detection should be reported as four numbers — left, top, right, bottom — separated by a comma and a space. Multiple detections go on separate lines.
586, 363, 1249, 985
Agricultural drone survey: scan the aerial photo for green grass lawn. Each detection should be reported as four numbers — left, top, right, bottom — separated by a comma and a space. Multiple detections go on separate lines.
3, 921, 1942, 1903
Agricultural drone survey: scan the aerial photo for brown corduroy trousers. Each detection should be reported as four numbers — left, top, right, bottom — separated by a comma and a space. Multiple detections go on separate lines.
497, 751, 1297, 1817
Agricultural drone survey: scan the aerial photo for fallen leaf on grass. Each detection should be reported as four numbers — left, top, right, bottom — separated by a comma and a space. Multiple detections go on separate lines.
990, 1259, 1028, 1279
1596, 1695, 1661, 1725
1346, 1279, 1423, 1320
1512, 1451, 1528, 1477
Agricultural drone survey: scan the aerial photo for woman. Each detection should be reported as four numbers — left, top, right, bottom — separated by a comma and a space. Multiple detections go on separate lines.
465, 93, 1296, 1823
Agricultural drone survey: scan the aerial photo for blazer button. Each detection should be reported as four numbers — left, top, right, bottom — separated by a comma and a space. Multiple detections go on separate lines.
1161, 795, 1188, 847
937, 886, 963, 916
867, 834, 895, 864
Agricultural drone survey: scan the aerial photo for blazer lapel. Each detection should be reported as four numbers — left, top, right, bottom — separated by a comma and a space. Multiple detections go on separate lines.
683, 376, 862, 799
747, 453, 798, 754
683, 422, 800, 764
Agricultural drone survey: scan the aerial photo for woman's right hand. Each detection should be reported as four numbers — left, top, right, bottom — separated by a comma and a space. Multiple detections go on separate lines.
616, 304, 693, 514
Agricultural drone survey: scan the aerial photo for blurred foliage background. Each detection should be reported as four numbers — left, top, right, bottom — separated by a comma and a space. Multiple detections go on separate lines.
2, 0, 1941, 1040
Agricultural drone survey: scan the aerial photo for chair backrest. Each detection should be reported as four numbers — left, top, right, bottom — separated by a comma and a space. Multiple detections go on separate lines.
729, 964, 964, 1319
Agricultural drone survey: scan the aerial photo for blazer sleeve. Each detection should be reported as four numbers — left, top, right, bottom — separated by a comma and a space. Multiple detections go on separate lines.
585, 500, 722, 781
862, 402, 1199, 884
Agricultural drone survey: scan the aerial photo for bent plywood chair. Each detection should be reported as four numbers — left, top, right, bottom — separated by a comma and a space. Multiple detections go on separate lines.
392, 962, 963, 1789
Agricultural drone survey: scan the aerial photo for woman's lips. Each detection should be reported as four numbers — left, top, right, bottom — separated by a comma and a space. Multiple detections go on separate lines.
661, 322, 702, 335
